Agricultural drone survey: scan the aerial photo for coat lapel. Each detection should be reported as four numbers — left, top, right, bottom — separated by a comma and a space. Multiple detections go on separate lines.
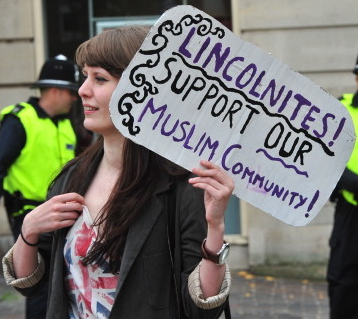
115, 174, 171, 295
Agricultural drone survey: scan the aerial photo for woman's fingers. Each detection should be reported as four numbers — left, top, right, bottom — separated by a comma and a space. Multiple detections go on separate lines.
24, 193, 84, 235
189, 161, 236, 226
189, 176, 222, 190
51, 211, 81, 222
190, 160, 234, 195
192, 160, 223, 176
50, 192, 85, 206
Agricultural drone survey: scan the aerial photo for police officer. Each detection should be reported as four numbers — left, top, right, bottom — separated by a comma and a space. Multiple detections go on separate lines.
0, 54, 78, 319
328, 53, 358, 319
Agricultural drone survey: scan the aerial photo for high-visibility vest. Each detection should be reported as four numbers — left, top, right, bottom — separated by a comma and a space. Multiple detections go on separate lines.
340, 94, 358, 205
0, 102, 76, 215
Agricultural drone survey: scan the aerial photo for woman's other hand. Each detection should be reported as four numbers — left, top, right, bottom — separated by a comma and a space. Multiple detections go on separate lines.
189, 160, 234, 227
21, 192, 85, 245
13, 192, 84, 279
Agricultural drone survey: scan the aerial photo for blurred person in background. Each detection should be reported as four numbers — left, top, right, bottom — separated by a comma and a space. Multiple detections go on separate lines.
328, 52, 358, 319
0, 54, 79, 319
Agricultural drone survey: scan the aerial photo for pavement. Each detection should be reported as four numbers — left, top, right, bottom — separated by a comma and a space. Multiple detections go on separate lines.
0, 269, 329, 319
227, 270, 328, 319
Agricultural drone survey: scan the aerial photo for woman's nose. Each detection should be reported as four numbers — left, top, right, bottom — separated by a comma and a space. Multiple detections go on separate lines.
78, 79, 91, 98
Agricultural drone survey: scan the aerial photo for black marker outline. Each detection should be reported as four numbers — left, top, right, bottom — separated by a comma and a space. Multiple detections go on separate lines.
116, 14, 225, 136
169, 52, 334, 157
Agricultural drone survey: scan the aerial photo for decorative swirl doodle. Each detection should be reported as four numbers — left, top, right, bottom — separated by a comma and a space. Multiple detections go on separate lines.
116, 92, 142, 136
130, 57, 160, 89
256, 149, 309, 178
176, 14, 225, 38
153, 57, 177, 84
117, 11, 226, 135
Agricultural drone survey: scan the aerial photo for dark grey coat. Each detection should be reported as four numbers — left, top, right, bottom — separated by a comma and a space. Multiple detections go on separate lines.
19, 161, 227, 319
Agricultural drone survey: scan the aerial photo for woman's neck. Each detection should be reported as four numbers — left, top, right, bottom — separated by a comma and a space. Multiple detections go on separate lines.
84, 133, 125, 220
102, 132, 126, 172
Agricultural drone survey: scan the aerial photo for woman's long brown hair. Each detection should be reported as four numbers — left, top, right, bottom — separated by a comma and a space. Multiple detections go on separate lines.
56, 27, 188, 273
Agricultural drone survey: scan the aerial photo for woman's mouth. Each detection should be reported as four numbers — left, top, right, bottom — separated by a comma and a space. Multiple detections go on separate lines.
84, 106, 98, 111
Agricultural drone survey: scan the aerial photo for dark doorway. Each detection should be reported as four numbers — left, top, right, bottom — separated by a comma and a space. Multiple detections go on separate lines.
44, 0, 89, 61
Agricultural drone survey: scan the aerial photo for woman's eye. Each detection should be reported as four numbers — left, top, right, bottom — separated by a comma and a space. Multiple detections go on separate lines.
96, 77, 108, 83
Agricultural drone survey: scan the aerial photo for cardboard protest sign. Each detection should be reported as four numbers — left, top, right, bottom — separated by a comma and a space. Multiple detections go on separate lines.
110, 5, 355, 226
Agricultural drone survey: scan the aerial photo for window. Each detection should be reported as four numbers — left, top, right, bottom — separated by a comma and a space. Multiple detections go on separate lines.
89, 0, 231, 36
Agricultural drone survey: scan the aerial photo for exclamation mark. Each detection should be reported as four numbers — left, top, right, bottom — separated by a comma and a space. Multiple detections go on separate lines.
328, 117, 346, 147
305, 190, 320, 218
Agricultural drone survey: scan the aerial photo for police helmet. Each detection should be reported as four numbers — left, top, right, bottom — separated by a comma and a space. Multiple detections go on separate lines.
32, 54, 79, 91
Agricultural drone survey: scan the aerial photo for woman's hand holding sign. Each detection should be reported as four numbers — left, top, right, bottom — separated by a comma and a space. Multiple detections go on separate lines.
190, 160, 234, 227
189, 160, 234, 298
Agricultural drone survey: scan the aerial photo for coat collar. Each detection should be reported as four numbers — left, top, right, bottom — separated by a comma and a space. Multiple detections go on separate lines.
115, 172, 172, 295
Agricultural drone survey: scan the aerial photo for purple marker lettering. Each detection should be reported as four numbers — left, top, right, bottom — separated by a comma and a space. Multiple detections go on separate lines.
235, 63, 257, 89
313, 113, 335, 139
194, 133, 207, 152
178, 27, 196, 58
249, 70, 266, 98
193, 37, 211, 63
253, 174, 265, 188
161, 114, 179, 136
199, 137, 219, 161
173, 121, 190, 142
232, 162, 243, 175
183, 124, 196, 150
202, 42, 231, 72
328, 117, 346, 147
260, 80, 285, 107
223, 56, 244, 81
263, 180, 274, 192
221, 144, 242, 171
277, 90, 293, 113
289, 192, 299, 205
271, 185, 285, 199
242, 167, 255, 183
294, 195, 308, 209
305, 190, 320, 217
282, 190, 290, 201
290, 94, 311, 121
301, 105, 320, 130
138, 98, 167, 130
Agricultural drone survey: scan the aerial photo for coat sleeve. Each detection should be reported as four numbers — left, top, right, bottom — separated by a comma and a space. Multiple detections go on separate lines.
188, 262, 231, 309
1, 168, 71, 297
174, 176, 230, 319
1, 232, 54, 297
2, 246, 45, 289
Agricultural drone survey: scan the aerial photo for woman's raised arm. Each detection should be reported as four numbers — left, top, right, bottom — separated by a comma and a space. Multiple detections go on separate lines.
189, 160, 234, 298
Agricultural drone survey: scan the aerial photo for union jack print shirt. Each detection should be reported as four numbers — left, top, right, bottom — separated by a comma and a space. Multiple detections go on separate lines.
64, 206, 118, 319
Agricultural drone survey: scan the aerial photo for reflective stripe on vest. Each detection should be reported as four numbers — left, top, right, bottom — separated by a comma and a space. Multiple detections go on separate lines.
340, 94, 358, 205
1, 102, 76, 213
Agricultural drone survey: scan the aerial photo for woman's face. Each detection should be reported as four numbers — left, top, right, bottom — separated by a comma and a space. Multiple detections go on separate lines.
78, 64, 119, 135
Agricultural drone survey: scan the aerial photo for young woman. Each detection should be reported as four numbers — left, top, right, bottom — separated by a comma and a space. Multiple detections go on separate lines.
3, 26, 234, 319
